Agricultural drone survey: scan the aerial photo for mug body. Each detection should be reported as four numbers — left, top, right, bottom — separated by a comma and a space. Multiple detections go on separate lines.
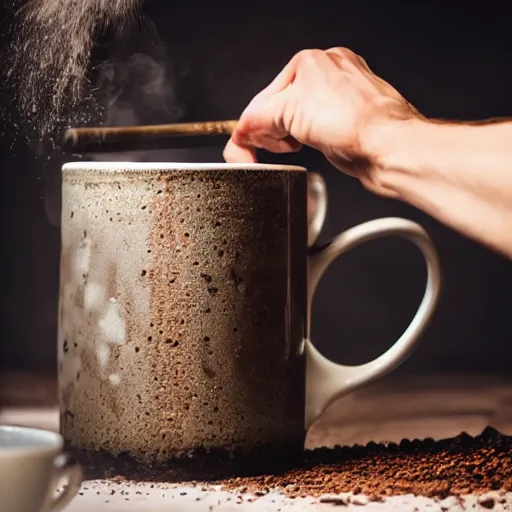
59, 162, 308, 464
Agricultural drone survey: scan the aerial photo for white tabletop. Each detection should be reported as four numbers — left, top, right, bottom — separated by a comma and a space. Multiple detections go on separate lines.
2, 375, 511, 511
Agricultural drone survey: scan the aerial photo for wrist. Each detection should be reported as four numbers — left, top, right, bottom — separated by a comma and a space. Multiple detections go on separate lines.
361, 117, 434, 199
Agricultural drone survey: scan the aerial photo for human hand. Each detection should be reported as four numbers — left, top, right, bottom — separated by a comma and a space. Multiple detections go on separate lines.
224, 48, 422, 196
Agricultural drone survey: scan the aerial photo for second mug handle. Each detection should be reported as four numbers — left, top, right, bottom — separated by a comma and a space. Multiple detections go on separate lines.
44, 452, 83, 512
304, 217, 442, 429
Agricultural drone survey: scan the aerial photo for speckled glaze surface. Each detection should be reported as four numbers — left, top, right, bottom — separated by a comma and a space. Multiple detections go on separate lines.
59, 163, 308, 462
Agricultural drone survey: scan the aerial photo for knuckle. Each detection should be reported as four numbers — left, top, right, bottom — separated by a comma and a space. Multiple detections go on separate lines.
327, 46, 357, 61
295, 48, 323, 63
231, 118, 252, 143
339, 47, 356, 58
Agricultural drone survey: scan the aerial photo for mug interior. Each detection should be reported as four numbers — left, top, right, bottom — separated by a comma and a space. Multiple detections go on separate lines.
62, 162, 306, 173
0, 426, 62, 454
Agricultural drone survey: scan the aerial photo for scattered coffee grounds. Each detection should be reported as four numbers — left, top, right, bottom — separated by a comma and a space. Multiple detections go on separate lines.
213, 427, 511, 499
73, 427, 511, 499
1, 0, 142, 138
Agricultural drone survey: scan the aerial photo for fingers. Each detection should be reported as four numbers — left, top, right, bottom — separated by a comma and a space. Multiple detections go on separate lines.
224, 80, 302, 162
224, 46, 388, 164
226, 49, 334, 163
234, 89, 303, 144
223, 139, 257, 164
224, 128, 302, 163
252, 48, 335, 101
251, 51, 301, 101
224, 132, 302, 163
226, 48, 339, 163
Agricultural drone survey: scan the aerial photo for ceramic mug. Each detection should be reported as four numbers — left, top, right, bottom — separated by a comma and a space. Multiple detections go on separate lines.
0, 425, 82, 512
58, 162, 441, 464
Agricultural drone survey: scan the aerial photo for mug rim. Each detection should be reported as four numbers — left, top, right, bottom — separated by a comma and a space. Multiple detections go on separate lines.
0, 425, 63, 458
62, 162, 307, 173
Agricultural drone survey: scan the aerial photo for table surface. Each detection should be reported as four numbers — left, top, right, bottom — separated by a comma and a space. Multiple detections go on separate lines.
2, 373, 512, 511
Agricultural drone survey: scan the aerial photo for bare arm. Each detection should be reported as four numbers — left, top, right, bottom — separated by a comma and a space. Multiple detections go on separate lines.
224, 48, 512, 259
370, 119, 512, 258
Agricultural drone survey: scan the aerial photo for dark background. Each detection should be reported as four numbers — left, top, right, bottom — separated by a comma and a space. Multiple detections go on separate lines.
1, 0, 511, 375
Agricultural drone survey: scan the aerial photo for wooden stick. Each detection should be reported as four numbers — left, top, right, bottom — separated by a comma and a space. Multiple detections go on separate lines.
61, 120, 239, 154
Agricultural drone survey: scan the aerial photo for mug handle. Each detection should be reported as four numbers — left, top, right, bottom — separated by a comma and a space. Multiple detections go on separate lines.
47, 452, 83, 511
305, 217, 441, 429
307, 172, 327, 247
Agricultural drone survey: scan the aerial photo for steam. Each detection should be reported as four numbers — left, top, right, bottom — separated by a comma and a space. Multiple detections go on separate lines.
39, 25, 192, 224
92, 41, 186, 161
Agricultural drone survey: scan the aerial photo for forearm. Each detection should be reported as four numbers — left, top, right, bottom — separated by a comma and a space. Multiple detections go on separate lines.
372, 119, 512, 259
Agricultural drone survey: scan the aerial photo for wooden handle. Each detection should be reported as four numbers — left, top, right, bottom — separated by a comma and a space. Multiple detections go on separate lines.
61, 120, 239, 154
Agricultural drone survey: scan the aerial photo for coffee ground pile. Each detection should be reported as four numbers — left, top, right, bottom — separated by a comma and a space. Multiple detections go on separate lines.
76, 427, 510, 499
213, 427, 510, 500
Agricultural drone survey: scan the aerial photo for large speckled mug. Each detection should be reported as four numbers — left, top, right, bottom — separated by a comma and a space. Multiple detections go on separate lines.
58, 162, 441, 464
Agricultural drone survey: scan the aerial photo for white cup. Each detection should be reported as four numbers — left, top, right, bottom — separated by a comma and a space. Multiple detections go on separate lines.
0, 425, 82, 512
